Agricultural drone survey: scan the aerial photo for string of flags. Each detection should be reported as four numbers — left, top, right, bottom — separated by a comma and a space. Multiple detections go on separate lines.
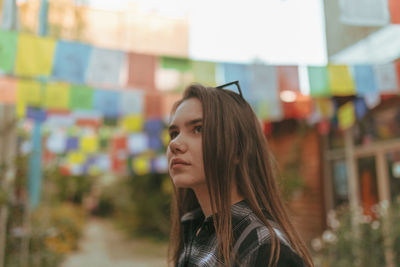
1, 29, 400, 178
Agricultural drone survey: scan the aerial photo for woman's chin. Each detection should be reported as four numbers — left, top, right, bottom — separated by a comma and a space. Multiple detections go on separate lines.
171, 176, 203, 189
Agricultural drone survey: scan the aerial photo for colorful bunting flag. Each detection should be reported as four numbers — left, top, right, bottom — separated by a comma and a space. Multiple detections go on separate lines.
121, 114, 143, 132
80, 135, 98, 153
152, 155, 168, 173
222, 62, 251, 99
16, 79, 43, 117
86, 48, 125, 86
160, 56, 191, 72
328, 65, 355, 96
354, 97, 368, 119
120, 90, 144, 115
339, 0, 390, 26
338, 101, 356, 130
308, 66, 331, 97
277, 66, 300, 92
69, 85, 93, 110
67, 151, 86, 165
364, 92, 381, 109
145, 92, 163, 119
97, 154, 111, 172
15, 33, 56, 77
353, 65, 378, 96
46, 113, 75, 127
127, 133, 148, 154
44, 82, 70, 109
0, 30, 17, 73
148, 135, 163, 150
144, 119, 163, 135
192, 60, 216, 86
52, 40, 92, 84
93, 89, 120, 117
389, 0, 400, 24
46, 129, 66, 154
315, 98, 335, 118
126, 52, 156, 89
161, 129, 170, 146
112, 135, 127, 151
373, 63, 399, 93
249, 64, 283, 121
131, 155, 151, 176
66, 136, 79, 151
0, 77, 16, 103
26, 107, 46, 122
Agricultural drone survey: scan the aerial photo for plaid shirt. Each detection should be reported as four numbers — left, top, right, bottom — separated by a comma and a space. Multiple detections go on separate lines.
177, 200, 306, 267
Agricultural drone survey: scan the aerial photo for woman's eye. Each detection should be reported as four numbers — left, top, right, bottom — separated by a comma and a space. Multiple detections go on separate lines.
194, 125, 202, 134
169, 131, 178, 139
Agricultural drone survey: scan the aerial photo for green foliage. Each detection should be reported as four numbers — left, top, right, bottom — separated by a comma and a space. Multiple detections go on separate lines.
5, 155, 88, 267
277, 124, 307, 201
312, 198, 400, 267
101, 173, 172, 240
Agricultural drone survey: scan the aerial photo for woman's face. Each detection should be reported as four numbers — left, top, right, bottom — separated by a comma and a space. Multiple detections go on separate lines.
167, 98, 206, 189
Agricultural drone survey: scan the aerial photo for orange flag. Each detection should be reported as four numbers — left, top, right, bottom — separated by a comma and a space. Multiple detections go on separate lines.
0, 77, 16, 104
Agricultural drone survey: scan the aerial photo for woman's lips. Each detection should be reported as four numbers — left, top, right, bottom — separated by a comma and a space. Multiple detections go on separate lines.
171, 163, 190, 169
170, 158, 191, 169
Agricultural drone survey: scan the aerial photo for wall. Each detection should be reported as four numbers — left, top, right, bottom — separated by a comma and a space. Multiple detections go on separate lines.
268, 121, 325, 244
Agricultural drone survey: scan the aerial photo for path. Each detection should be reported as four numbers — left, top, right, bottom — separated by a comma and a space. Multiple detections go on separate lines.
61, 218, 168, 267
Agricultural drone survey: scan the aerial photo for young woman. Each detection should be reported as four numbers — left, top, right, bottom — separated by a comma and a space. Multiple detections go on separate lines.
166, 82, 313, 266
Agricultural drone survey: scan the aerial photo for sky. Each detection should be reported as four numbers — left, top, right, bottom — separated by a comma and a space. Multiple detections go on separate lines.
87, 0, 328, 65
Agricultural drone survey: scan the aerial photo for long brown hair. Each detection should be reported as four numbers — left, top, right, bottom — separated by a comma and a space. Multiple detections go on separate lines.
168, 84, 313, 266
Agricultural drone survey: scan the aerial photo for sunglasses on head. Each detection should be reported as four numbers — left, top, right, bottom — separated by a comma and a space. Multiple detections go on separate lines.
215, 80, 244, 99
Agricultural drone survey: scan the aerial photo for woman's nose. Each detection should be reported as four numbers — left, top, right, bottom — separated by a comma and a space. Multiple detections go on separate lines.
169, 135, 187, 154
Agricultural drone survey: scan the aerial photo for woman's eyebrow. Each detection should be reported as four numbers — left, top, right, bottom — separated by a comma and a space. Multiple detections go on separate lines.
168, 118, 203, 131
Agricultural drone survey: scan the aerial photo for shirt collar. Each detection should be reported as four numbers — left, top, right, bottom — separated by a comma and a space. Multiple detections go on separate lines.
180, 200, 252, 224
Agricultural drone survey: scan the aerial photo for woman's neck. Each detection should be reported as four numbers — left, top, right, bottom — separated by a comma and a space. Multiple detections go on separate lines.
192, 183, 244, 217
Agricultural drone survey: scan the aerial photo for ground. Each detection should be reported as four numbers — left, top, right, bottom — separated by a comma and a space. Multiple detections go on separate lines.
61, 218, 168, 267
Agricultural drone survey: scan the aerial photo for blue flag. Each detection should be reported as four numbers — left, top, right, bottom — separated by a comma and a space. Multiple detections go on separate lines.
221, 62, 251, 99
93, 89, 120, 117
52, 41, 92, 84
353, 65, 378, 96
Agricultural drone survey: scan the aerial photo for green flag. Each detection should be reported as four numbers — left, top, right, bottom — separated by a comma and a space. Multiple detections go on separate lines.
69, 85, 93, 110
192, 60, 216, 86
0, 30, 17, 73
308, 66, 331, 97
160, 56, 191, 72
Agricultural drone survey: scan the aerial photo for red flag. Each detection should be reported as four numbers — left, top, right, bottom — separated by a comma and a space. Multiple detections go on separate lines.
277, 66, 300, 93
126, 52, 157, 89
389, 0, 400, 24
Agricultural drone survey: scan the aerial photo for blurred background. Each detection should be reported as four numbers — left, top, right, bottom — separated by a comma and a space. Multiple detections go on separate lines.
0, 0, 400, 266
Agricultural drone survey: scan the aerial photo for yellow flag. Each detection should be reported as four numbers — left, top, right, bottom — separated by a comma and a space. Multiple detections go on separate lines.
80, 136, 98, 153
15, 33, 56, 77
44, 82, 70, 109
16, 80, 43, 117
328, 65, 355, 96
338, 102, 355, 130
121, 114, 143, 132
161, 129, 170, 146
67, 151, 86, 165
132, 156, 151, 175
315, 98, 334, 118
